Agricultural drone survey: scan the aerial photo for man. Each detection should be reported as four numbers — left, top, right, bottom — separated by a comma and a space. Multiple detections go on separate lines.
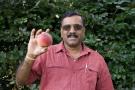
16, 11, 114, 90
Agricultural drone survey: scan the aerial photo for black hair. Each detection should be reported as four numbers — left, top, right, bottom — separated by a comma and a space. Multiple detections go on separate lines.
60, 11, 85, 26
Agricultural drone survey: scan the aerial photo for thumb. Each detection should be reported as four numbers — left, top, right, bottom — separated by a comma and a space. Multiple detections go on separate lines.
40, 47, 48, 53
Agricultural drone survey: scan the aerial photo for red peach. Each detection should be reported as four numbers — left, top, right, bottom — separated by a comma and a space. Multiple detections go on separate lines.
37, 32, 53, 47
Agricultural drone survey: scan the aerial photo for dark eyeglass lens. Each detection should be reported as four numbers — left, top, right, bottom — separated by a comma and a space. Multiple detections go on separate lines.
62, 25, 71, 31
62, 24, 83, 31
74, 24, 82, 30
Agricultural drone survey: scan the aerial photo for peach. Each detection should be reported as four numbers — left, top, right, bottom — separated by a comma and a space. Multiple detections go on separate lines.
37, 32, 53, 47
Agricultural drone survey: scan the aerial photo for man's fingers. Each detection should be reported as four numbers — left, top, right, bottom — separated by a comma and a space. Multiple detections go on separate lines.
45, 28, 50, 33
30, 28, 50, 39
30, 28, 36, 39
35, 29, 42, 37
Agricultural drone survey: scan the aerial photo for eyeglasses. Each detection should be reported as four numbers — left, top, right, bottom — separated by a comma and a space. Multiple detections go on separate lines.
61, 24, 83, 31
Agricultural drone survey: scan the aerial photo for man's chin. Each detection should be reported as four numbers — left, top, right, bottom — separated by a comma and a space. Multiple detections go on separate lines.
67, 42, 79, 47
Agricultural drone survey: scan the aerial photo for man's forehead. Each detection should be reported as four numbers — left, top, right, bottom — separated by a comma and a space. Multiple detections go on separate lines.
62, 16, 83, 25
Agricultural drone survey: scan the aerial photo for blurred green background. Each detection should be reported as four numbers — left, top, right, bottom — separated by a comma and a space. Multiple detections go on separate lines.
0, 0, 135, 90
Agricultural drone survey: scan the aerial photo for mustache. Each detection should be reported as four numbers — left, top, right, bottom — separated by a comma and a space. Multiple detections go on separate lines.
67, 33, 78, 38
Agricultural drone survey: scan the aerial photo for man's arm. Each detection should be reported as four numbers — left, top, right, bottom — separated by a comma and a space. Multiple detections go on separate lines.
16, 29, 48, 86
16, 55, 35, 85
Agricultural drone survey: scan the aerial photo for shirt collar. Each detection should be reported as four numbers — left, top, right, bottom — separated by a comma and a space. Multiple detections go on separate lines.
55, 41, 65, 53
55, 41, 92, 55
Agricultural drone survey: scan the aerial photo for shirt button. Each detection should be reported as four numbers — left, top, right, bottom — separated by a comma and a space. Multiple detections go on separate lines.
73, 71, 75, 73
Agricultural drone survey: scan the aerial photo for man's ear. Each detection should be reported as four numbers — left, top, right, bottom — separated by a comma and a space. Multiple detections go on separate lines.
60, 28, 63, 38
83, 27, 85, 33
83, 28, 86, 38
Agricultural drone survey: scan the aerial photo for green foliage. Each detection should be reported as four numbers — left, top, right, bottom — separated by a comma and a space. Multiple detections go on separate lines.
0, 0, 135, 90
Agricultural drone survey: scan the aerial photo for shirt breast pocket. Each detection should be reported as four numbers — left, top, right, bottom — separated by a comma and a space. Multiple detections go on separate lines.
46, 63, 69, 75
85, 65, 98, 86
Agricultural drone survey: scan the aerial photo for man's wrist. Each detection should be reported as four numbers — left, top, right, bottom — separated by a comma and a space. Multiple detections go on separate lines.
24, 53, 37, 63
25, 56, 35, 61
24, 56, 35, 65
26, 53, 37, 59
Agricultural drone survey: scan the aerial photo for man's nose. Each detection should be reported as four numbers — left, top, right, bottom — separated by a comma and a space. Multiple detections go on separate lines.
69, 26, 75, 33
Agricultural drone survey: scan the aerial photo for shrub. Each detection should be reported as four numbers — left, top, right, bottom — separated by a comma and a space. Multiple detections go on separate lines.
0, 0, 134, 89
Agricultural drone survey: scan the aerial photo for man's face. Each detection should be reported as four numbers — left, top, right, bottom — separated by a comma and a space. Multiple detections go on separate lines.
61, 15, 85, 47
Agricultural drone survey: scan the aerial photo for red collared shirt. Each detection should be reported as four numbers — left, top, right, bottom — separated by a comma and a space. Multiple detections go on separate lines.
26, 42, 114, 90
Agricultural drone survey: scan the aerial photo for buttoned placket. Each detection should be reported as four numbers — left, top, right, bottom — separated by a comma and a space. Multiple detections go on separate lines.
66, 53, 82, 90
61, 45, 91, 90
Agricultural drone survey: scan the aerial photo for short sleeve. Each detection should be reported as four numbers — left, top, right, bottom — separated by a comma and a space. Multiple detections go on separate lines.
96, 56, 114, 90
